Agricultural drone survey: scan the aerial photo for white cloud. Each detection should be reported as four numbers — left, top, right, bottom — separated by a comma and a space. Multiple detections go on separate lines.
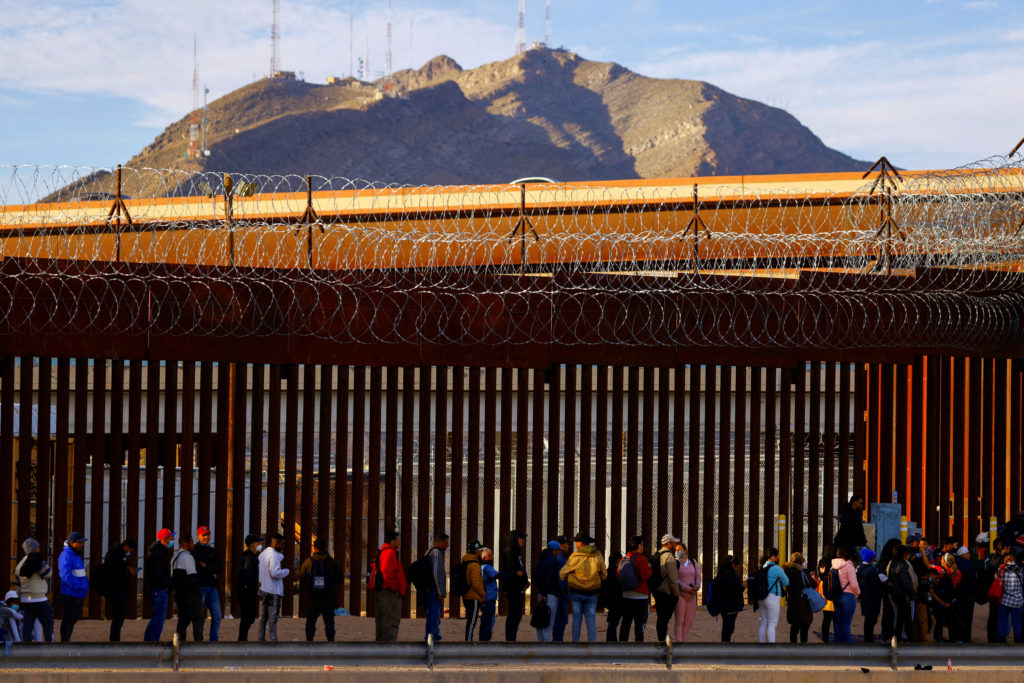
0, 1, 509, 126
964, 1, 998, 9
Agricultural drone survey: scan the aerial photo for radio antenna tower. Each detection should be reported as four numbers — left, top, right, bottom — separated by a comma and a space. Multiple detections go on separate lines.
349, 0, 354, 77
386, 0, 392, 79
187, 33, 200, 159
516, 0, 526, 54
270, 0, 280, 76
545, 0, 551, 46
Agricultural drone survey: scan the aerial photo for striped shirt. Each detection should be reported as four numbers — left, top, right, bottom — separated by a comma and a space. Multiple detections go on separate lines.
999, 563, 1023, 609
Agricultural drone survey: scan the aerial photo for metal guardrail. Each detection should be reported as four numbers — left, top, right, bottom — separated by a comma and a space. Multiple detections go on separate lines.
2, 638, 1023, 671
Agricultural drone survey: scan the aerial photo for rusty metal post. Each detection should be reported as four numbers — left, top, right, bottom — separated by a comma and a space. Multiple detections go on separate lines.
224, 173, 235, 267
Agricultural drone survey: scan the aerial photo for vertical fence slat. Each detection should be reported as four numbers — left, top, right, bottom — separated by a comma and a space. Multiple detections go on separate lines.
548, 367, 561, 539
416, 365, 431, 553
466, 368, 480, 547
838, 363, 851, 515
626, 367, 640, 539
808, 361, 820, 559
1011, 363, 1022, 518
483, 368, 497, 557
672, 366, 685, 541
197, 363, 213, 530
879, 364, 895, 509
249, 364, 265, 549
178, 362, 194, 556
764, 368, 777, 553
967, 357, 981, 544
779, 368, 792, 554
18, 358, 33, 550
747, 366, 762, 566
37, 359, 52, 569
610, 367, 624, 551
733, 365, 746, 562
938, 358, 952, 537
450, 366, 465, 618
793, 363, 806, 557
717, 365, 730, 563
214, 362, 230, 609
320, 366, 335, 550
0, 359, 13, 586
229, 363, 247, 616
925, 357, 940, 536
398, 366, 412, 617
895, 363, 909, 514
579, 365, 593, 533
688, 365, 700, 565
432, 366, 446, 537
865, 364, 879, 507
530, 367, 545, 579
164, 362, 179, 534
981, 358, 995, 525
301, 364, 318, 578
910, 358, 924, 527
702, 364, 717, 594
89, 359, 107, 617
852, 363, 866, 519
951, 357, 965, 541
641, 366, 654, 544
384, 367, 398, 531
515, 368, 528, 535
657, 367, 670, 540
595, 366, 608, 548
53, 359, 72, 606
142, 361, 158, 618
564, 364, 577, 541
993, 360, 1008, 521
367, 366, 383, 616
823, 362, 836, 547
124, 360, 140, 618
350, 366, 365, 617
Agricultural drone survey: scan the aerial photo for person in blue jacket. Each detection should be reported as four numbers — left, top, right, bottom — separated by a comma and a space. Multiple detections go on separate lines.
857, 548, 885, 643
478, 547, 501, 642
757, 547, 790, 643
58, 531, 89, 642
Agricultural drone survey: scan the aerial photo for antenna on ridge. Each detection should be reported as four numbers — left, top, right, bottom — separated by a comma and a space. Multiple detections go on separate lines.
270, 0, 280, 76
545, 0, 551, 47
516, 0, 526, 54
187, 33, 200, 159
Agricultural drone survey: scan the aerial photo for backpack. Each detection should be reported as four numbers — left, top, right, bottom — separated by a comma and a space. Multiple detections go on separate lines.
749, 567, 770, 604
450, 559, 478, 597
365, 549, 385, 590
648, 551, 668, 592
308, 558, 330, 592
822, 566, 845, 602
617, 555, 640, 591
706, 577, 721, 617
408, 550, 436, 594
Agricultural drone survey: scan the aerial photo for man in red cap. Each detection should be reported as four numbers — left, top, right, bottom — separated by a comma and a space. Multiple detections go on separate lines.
193, 526, 223, 641
143, 528, 175, 641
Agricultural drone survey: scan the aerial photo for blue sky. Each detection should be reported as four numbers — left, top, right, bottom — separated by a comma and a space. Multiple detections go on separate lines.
1, 0, 1023, 172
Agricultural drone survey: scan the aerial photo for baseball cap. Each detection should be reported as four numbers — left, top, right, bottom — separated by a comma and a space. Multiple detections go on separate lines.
197, 526, 211, 537
955, 546, 969, 557
661, 533, 680, 546
68, 531, 87, 543
574, 532, 595, 544
3, 590, 17, 602
906, 533, 922, 543
157, 528, 175, 542
547, 540, 562, 550
467, 540, 483, 553
244, 534, 263, 546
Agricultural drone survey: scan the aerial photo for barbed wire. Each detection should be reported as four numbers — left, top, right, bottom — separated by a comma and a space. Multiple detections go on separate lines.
0, 158, 1022, 351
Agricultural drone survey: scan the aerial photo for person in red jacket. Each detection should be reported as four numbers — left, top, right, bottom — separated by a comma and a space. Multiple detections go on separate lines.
618, 535, 653, 641
374, 530, 407, 643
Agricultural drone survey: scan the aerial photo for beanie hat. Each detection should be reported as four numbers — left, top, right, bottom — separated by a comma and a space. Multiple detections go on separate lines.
22, 538, 40, 553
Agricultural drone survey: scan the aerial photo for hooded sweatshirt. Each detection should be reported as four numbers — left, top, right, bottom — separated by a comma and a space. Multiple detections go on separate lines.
460, 553, 486, 602
831, 557, 861, 597
258, 545, 290, 596
559, 544, 608, 595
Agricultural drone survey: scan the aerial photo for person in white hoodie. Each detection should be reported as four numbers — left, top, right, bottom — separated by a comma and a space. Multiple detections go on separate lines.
258, 533, 290, 642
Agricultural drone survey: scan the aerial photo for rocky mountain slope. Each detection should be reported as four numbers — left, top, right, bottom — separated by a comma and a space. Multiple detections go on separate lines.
93, 48, 871, 194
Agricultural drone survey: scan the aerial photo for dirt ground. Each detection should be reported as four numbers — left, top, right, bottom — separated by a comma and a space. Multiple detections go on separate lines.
56, 600, 999, 644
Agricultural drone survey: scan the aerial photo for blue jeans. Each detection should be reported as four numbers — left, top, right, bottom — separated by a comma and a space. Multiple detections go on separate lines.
571, 593, 598, 642
535, 594, 558, 642
552, 591, 569, 641
997, 604, 1023, 643
199, 586, 222, 641
423, 590, 442, 641
144, 589, 168, 642
834, 592, 857, 643
480, 600, 496, 641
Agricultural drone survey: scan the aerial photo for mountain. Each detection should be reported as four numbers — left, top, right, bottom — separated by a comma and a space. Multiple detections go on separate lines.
86, 48, 871, 195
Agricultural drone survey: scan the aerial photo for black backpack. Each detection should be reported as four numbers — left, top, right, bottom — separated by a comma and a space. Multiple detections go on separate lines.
308, 558, 330, 592
648, 551, 668, 592
749, 566, 777, 604
823, 567, 845, 602
408, 549, 436, 594
365, 549, 384, 590
450, 559, 477, 597
617, 555, 640, 591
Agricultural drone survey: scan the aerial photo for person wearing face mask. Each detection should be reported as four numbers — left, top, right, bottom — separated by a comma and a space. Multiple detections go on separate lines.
996, 551, 1024, 643
236, 534, 263, 641
98, 538, 138, 641
673, 543, 700, 642
143, 528, 175, 642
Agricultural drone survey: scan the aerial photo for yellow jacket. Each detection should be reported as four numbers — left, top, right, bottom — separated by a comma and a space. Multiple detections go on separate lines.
559, 545, 607, 592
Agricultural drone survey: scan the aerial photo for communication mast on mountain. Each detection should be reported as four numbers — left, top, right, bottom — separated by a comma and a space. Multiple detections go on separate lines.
516, 0, 526, 54
186, 35, 210, 160
545, 0, 551, 47
270, 0, 281, 76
